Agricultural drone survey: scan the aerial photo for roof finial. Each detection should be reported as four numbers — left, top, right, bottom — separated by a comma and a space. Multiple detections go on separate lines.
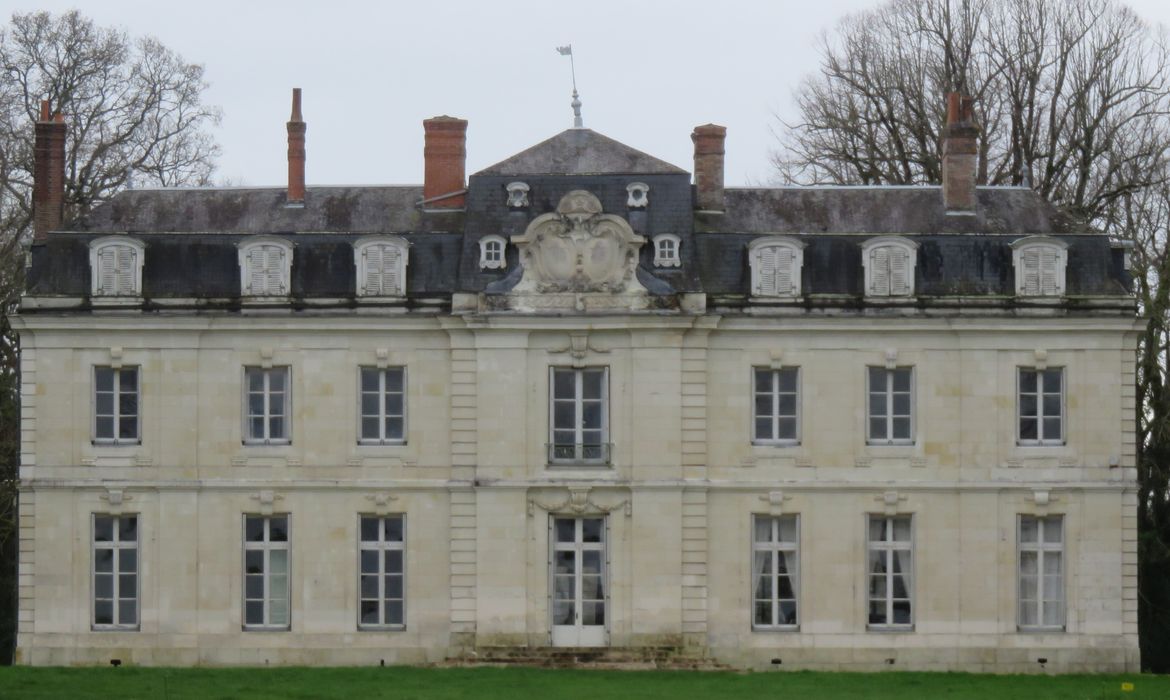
557, 45, 583, 128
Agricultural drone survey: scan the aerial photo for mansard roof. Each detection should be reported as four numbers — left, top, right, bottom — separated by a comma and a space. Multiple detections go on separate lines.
474, 129, 688, 177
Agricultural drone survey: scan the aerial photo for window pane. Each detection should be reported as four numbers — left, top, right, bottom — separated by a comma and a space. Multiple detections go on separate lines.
1042, 369, 1062, 392
247, 370, 263, 392
1020, 394, 1037, 417
119, 574, 136, 597
582, 370, 604, 399
118, 517, 138, 542
777, 394, 796, 416
1020, 517, 1038, 544
385, 575, 404, 598
892, 516, 911, 541
95, 517, 114, 543
1043, 519, 1062, 544
755, 601, 773, 626
868, 518, 886, 543
385, 550, 403, 573
892, 369, 911, 392
1042, 394, 1061, 417
269, 370, 286, 392
269, 573, 288, 601
553, 370, 574, 398
777, 418, 797, 440
269, 517, 288, 542
754, 370, 772, 393
245, 550, 264, 574
1042, 600, 1063, 627
384, 517, 404, 543
868, 601, 887, 625
360, 517, 379, 542
1019, 418, 1037, 441
582, 403, 602, 430
95, 601, 114, 625
95, 416, 115, 439
868, 575, 887, 598
892, 600, 912, 624
553, 403, 575, 430
96, 393, 115, 416
385, 394, 403, 416
754, 418, 772, 441
754, 396, 773, 420
868, 367, 886, 392
892, 394, 910, 416
778, 369, 798, 393
269, 550, 288, 576
581, 602, 605, 625
582, 518, 603, 543
360, 368, 379, 392
269, 600, 289, 626
95, 574, 114, 598
360, 550, 378, 574
779, 601, 797, 625
869, 394, 887, 418
777, 575, 795, 599
385, 417, 404, 439
361, 394, 379, 416
869, 418, 887, 440
361, 417, 379, 440
777, 517, 797, 543
555, 519, 575, 543
119, 392, 138, 417
118, 417, 137, 439
386, 369, 404, 393
248, 417, 265, 439
1020, 600, 1038, 626
360, 601, 379, 625
553, 601, 574, 625
1019, 370, 1037, 393
268, 417, 285, 439
96, 368, 115, 392
1043, 418, 1061, 441
119, 548, 137, 572
385, 601, 404, 625
892, 418, 911, 440
269, 394, 285, 418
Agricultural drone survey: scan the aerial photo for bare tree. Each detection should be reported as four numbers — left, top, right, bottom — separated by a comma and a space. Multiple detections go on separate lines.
773, 0, 1170, 671
0, 9, 220, 663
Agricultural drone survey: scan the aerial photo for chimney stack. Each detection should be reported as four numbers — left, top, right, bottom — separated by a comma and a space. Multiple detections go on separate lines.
422, 116, 468, 209
692, 124, 726, 212
942, 93, 979, 214
287, 88, 306, 204
33, 100, 66, 241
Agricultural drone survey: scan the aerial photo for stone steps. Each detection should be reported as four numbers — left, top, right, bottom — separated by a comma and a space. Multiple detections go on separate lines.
437, 646, 732, 671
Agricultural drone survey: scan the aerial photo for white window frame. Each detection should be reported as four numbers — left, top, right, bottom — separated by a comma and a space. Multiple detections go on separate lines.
1011, 236, 1068, 297
1018, 514, 1065, 631
752, 367, 800, 445
479, 235, 507, 270
238, 236, 293, 297
243, 514, 291, 630
506, 181, 530, 208
358, 366, 407, 445
861, 236, 918, 297
358, 514, 406, 630
92, 514, 139, 630
751, 514, 800, 630
866, 514, 914, 630
626, 182, 650, 208
867, 366, 915, 445
1017, 367, 1065, 446
548, 366, 610, 465
93, 365, 140, 445
89, 236, 145, 298
243, 366, 291, 445
748, 236, 805, 298
354, 235, 409, 297
652, 234, 681, 268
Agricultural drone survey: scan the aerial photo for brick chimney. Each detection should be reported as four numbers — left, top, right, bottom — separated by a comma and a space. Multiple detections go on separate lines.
692, 124, 726, 212
287, 88, 306, 204
422, 116, 468, 209
942, 93, 979, 214
33, 100, 66, 241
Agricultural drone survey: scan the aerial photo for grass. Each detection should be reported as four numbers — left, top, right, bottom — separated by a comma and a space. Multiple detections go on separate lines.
0, 666, 1165, 700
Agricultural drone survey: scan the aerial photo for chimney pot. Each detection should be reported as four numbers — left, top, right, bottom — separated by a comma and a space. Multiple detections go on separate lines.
422, 116, 468, 209
287, 88, 306, 204
942, 92, 979, 214
33, 100, 67, 241
692, 124, 727, 212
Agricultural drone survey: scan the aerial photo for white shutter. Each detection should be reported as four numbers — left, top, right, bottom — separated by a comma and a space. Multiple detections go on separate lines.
889, 247, 909, 295
247, 248, 267, 295
364, 245, 384, 296
97, 248, 116, 295
775, 246, 794, 296
1038, 247, 1058, 295
1022, 248, 1041, 296
383, 245, 402, 296
265, 247, 285, 294
870, 247, 890, 295
114, 246, 136, 295
756, 246, 778, 295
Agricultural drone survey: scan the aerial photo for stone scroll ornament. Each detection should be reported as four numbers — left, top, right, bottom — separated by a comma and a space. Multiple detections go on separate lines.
511, 190, 648, 295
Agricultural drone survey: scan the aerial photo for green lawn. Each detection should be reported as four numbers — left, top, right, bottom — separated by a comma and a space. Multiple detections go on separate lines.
0, 666, 1163, 699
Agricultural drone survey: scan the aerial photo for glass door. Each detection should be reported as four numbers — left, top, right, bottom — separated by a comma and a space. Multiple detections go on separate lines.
550, 516, 607, 646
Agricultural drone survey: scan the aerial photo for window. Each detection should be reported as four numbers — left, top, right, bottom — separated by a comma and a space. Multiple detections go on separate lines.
626, 182, 649, 208
653, 234, 681, 268
748, 236, 805, 297
90, 237, 145, 297
549, 367, 609, 464
1018, 368, 1064, 445
752, 515, 799, 629
506, 181, 529, 208
479, 235, 507, 270
1011, 237, 1068, 297
93, 515, 138, 629
867, 367, 914, 445
354, 236, 409, 297
243, 515, 290, 630
359, 367, 406, 444
753, 367, 799, 445
862, 237, 918, 297
94, 366, 139, 444
244, 367, 290, 445
238, 237, 292, 297
1019, 515, 1064, 630
867, 515, 913, 628
359, 515, 406, 628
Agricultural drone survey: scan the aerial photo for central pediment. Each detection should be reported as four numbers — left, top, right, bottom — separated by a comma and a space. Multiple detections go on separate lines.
475, 129, 687, 176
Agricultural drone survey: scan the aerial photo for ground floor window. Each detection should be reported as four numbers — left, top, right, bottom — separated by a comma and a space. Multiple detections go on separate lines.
359, 515, 405, 628
867, 514, 913, 629
752, 514, 799, 628
93, 514, 138, 629
1019, 514, 1064, 630
243, 515, 290, 629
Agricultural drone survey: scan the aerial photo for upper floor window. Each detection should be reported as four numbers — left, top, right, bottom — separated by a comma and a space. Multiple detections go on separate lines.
506, 181, 530, 209
753, 367, 799, 445
90, 236, 145, 297
238, 237, 292, 297
354, 236, 409, 297
868, 366, 914, 445
862, 237, 918, 297
94, 366, 139, 445
549, 367, 609, 465
626, 182, 649, 208
653, 234, 681, 268
749, 237, 805, 297
1011, 237, 1068, 297
244, 366, 290, 445
1018, 367, 1064, 445
359, 367, 406, 445
479, 235, 507, 270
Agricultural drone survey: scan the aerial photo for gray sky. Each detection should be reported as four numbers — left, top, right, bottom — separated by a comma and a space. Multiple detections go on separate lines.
13, 0, 1170, 187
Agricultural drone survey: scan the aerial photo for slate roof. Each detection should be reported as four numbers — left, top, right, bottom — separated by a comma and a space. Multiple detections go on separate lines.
475, 129, 688, 177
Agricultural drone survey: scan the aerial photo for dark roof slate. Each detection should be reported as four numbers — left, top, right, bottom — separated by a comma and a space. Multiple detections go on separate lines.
474, 129, 688, 177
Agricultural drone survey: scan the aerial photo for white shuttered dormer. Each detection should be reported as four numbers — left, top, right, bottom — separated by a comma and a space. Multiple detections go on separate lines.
748, 236, 806, 298
862, 237, 919, 297
354, 236, 410, 298
238, 237, 293, 297
89, 236, 146, 298
1011, 236, 1068, 298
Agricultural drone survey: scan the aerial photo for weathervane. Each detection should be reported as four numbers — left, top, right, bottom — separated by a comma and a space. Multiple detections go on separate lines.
556, 45, 583, 128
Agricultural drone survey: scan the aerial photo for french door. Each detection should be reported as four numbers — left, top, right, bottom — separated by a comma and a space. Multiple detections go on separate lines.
550, 516, 608, 646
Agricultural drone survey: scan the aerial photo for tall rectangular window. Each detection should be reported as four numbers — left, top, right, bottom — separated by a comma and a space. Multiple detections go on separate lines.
1018, 368, 1064, 445
549, 367, 609, 464
244, 367, 290, 445
752, 515, 799, 629
93, 515, 138, 629
1019, 515, 1064, 630
359, 367, 406, 444
867, 515, 913, 628
243, 515, 290, 630
753, 368, 799, 444
358, 515, 406, 628
868, 367, 913, 445
94, 367, 139, 444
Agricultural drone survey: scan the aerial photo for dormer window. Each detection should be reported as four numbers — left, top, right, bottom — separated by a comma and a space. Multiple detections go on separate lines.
238, 237, 293, 297
1011, 236, 1068, 297
653, 234, 681, 268
479, 235, 507, 270
862, 237, 918, 297
627, 182, 650, 208
90, 236, 145, 297
748, 236, 805, 297
354, 236, 409, 297
506, 182, 529, 209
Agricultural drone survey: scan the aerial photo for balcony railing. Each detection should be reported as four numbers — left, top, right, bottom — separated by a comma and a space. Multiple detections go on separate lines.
546, 442, 612, 466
